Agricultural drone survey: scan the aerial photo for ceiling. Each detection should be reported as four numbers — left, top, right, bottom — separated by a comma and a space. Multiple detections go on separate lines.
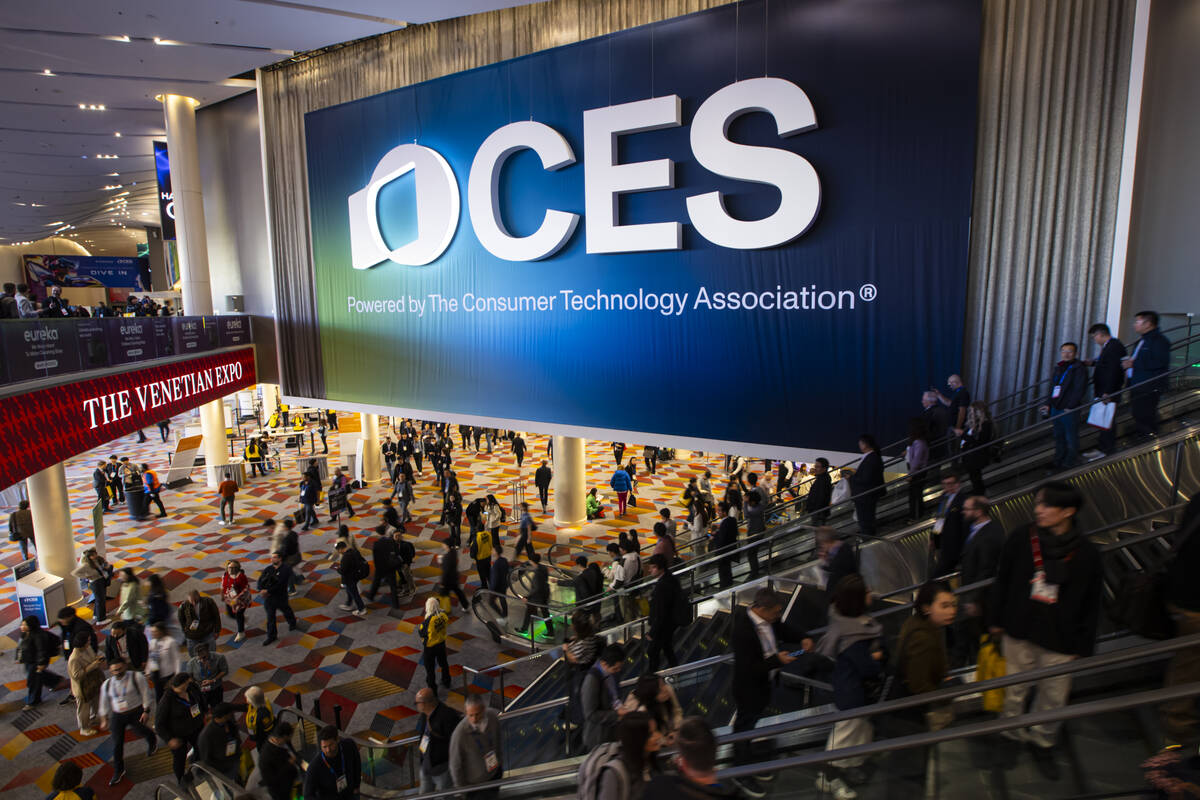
0, 0, 541, 251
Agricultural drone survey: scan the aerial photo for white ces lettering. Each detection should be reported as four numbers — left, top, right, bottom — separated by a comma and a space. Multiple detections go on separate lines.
347, 77, 820, 266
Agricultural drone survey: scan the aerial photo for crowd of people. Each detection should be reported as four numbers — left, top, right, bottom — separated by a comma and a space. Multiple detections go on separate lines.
0, 282, 177, 319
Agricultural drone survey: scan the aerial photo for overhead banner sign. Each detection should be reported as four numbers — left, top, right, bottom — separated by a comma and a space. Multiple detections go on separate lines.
153, 141, 176, 240
24, 254, 151, 293
0, 347, 256, 489
302, 0, 982, 455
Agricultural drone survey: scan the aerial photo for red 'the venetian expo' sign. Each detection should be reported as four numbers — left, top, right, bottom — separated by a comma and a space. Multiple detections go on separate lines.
0, 347, 256, 488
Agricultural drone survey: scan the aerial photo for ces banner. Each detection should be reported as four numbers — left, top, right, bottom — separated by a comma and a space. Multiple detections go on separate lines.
303, 0, 981, 457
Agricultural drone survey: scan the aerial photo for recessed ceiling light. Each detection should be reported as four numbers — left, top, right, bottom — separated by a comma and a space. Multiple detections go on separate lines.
96, 154, 119, 159
44, 221, 64, 226
41, 69, 54, 76
114, 132, 121, 138
107, 172, 119, 177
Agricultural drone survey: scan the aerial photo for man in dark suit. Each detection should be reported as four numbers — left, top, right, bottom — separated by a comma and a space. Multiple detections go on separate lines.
1123, 310, 1172, 438
955, 496, 1006, 665
848, 435, 885, 537
573, 556, 603, 604
534, 461, 553, 512
1084, 323, 1127, 457
92, 461, 111, 512
646, 554, 683, 672
922, 391, 953, 462
805, 458, 833, 524
710, 501, 739, 589
932, 473, 968, 577
731, 589, 811, 798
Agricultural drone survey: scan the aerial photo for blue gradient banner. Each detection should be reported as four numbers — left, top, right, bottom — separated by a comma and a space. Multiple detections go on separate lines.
303, 0, 982, 456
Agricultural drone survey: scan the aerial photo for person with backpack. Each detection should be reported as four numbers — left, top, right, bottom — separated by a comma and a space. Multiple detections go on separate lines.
581, 645, 627, 750
646, 554, 686, 672
394, 527, 417, 598
335, 541, 368, 616
514, 502, 537, 560
470, 525, 493, 590
98, 656, 158, 786
365, 524, 401, 607
18, 615, 64, 710
420, 597, 453, 693
8, 499, 34, 560
577, 710, 662, 800
813, 574, 883, 800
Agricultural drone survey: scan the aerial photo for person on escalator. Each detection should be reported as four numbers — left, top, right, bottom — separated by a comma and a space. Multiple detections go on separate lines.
449, 695, 503, 798
814, 574, 883, 800
575, 556, 605, 605
646, 554, 684, 672
415, 687, 462, 794
581, 645, 628, 750
618, 541, 644, 624
806, 458, 834, 524
730, 589, 812, 799
816, 527, 858, 598
489, 544, 510, 617
1123, 310, 1171, 438
743, 473, 766, 578
988, 481, 1101, 767
516, 553, 553, 637
848, 435, 885, 537
930, 472, 967, 578
577, 710, 662, 800
644, 717, 740, 799
1163, 493, 1200, 746
1041, 341, 1089, 469
709, 501, 739, 589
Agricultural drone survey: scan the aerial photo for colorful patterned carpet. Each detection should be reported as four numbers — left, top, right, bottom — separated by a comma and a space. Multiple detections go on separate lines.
0, 409, 743, 799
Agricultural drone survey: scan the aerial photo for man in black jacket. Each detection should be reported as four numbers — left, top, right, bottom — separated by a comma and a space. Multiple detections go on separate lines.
364, 525, 400, 607
1041, 342, 1088, 469
931, 473, 968, 577
848, 435, 885, 537
954, 496, 1006, 665
988, 482, 1101, 753
1163, 493, 1200, 745
304, 724, 362, 800
710, 501, 739, 589
104, 620, 148, 671
1123, 310, 1172, 437
534, 461, 553, 512
517, 554, 552, 636
922, 391, 953, 461
489, 545, 509, 617
155, 673, 206, 782
197, 703, 241, 783
644, 717, 740, 799
1084, 323, 1127, 457
816, 527, 857, 596
731, 589, 811, 797
92, 462, 111, 512
414, 688, 462, 793
573, 556, 604, 604
258, 552, 298, 645
646, 554, 683, 672
805, 458, 833, 524
258, 721, 301, 800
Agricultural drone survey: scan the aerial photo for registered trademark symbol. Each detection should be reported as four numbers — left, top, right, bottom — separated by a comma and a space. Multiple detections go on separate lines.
859, 284, 877, 301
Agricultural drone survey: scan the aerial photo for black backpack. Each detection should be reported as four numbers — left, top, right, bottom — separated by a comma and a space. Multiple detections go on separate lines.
397, 539, 416, 565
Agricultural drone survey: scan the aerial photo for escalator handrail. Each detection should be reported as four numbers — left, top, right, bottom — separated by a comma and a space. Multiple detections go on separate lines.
392, 677, 1200, 799
188, 761, 245, 796
762, 334, 1200, 510
495, 514, 1197, 716
872, 500, 1191, 603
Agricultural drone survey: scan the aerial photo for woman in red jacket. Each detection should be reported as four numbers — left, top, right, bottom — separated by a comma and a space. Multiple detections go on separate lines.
221, 560, 252, 643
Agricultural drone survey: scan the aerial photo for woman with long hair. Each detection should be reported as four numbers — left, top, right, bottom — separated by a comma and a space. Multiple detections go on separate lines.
144, 572, 170, 627
72, 548, 113, 625
960, 401, 996, 495
622, 675, 683, 743
222, 559, 252, 642
583, 710, 662, 799
485, 494, 506, 544
116, 567, 146, 624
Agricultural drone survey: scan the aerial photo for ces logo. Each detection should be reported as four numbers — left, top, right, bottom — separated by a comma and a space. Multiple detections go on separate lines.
347, 77, 821, 269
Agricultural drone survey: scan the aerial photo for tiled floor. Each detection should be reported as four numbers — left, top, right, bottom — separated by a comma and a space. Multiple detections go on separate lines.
0, 409, 743, 799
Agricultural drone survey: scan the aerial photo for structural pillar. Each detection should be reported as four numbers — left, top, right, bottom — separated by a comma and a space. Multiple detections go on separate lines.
27, 463, 82, 604
163, 92, 228, 487
553, 436, 586, 527
360, 413, 382, 485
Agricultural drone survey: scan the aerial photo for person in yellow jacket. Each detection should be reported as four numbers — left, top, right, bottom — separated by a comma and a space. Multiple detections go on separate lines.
419, 597, 452, 692
469, 527, 493, 590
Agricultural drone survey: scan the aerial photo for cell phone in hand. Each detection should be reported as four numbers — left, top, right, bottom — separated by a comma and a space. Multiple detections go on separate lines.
788, 649, 806, 657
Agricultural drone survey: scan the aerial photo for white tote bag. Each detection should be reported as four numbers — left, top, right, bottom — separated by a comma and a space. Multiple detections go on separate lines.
1086, 401, 1116, 430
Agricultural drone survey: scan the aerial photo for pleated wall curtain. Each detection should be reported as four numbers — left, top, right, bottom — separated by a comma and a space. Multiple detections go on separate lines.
964, 0, 1134, 408
260, 0, 1136, 412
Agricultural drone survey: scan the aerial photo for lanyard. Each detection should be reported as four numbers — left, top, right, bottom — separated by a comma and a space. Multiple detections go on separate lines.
469, 727, 491, 758
1029, 529, 1044, 571
321, 747, 346, 777
1056, 364, 1075, 385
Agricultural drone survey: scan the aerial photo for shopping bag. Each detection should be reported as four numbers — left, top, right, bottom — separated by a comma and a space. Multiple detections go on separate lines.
976, 634, 1006, 712
1086, 401, 1116, 430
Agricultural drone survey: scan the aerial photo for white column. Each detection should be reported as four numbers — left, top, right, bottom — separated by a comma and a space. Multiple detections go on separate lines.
163, 93, 228, 486
360, 413, 382, 484
552, 436, 586, 527
27, 463, 81, 604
